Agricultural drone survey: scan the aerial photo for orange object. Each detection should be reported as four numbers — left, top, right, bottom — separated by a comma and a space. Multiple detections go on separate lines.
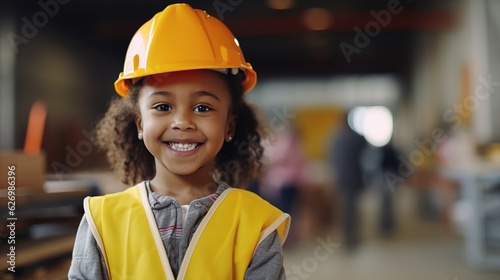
114, 3, 257, 97
24, 101, 46, 155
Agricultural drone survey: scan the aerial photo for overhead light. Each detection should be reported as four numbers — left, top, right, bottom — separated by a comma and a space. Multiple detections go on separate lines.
348, 106, 393, 147
362, 106, 393, 147
302, 8, 333, 31
266, 0, 294, 10
348, 106, 367, 135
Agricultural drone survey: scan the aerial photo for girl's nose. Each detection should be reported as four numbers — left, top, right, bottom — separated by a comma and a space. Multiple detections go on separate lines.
170, 109, 196, 131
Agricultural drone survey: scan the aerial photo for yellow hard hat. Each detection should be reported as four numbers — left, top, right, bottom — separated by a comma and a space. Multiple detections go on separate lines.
114, 3, 257, 97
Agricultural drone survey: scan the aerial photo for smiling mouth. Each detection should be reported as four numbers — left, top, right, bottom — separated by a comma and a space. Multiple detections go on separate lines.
167, 142, 200, 151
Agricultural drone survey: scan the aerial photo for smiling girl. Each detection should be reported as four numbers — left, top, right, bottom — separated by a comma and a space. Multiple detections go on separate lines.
68, 3, 290, 280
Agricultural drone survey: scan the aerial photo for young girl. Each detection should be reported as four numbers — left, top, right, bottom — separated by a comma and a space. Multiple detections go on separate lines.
68, 3, 290, 280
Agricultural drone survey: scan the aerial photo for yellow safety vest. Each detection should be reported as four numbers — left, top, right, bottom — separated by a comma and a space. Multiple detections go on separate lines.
84, 182, 290, 280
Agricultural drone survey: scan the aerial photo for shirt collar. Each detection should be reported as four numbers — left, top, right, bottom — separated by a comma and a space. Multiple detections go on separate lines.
145, 180, 231, 210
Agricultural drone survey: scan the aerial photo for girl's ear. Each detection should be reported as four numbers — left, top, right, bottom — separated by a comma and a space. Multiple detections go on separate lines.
225, 114, 237, 142
135, 114, 143, 135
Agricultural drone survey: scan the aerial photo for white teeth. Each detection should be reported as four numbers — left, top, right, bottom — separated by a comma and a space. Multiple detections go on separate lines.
169, 142, 198, 151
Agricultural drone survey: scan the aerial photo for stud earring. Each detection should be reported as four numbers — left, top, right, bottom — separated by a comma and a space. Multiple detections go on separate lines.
228, 136, 233, 142
138, 132, 143, 140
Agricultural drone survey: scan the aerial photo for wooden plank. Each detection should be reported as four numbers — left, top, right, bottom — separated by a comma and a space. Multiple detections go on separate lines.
1, 234, 75, 271
0, 188, 90, 206
1, 255, 72, 280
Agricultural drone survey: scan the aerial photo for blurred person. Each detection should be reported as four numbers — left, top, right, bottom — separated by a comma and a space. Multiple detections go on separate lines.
260, 126, 305, 217
361, 142, 400, 236
246, 126, 305, 245
330, 115, 368, 249
68, 3, 290, 279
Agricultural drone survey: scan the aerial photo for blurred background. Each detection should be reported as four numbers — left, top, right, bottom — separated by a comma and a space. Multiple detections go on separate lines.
1, 0, 500, 279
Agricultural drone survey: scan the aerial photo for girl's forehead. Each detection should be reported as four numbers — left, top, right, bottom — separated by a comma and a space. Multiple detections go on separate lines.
142, 70, 225, 89
137, 70, 231, 102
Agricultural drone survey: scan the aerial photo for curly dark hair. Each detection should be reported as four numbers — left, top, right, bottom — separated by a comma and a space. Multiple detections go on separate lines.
95, 72, 264, 187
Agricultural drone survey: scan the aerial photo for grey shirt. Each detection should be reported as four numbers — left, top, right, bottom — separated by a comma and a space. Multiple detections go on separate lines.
68, 181, 286, 279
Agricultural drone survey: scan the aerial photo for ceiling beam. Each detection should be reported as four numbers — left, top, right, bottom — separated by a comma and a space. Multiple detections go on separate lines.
225, 10, 458, 36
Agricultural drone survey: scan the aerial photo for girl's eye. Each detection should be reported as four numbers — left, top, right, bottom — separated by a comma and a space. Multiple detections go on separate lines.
153, 104, 171, 112
194, 105, 212, 113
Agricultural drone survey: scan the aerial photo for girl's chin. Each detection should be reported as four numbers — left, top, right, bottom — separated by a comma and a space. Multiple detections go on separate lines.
163, 162, 213, 177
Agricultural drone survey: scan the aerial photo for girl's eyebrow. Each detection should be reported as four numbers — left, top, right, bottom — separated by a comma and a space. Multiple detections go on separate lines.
194, 90, 220, 101
147, 91, 172, 98
146, 90, 220, 101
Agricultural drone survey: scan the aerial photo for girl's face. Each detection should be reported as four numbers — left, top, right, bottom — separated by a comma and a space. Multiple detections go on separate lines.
136, 70, 235, 179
